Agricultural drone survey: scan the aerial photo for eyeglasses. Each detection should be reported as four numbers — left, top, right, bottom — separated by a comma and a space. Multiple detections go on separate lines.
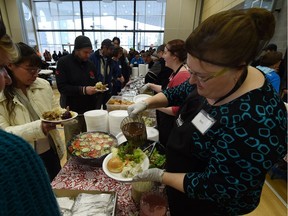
0, 66, 6, 74
184, 64, 228, 83
19, 66, 41, 75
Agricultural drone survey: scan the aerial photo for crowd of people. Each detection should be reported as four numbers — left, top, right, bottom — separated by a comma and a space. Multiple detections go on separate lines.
0, 7, 287, 216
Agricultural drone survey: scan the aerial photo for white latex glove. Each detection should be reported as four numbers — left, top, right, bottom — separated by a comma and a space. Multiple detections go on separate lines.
127, 101, 147, 118
139, 83, 150, 94
132, 168, 164, 183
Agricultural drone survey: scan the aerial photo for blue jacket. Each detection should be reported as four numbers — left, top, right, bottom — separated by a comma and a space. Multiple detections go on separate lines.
89, 50, 121, 93
256, 66, 280, 93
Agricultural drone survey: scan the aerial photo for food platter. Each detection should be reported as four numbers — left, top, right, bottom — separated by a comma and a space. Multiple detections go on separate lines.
41, 111, 78, 123
102, 153, 149, 182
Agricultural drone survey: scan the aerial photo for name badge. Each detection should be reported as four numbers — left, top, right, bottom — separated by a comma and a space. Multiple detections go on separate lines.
191, 110, 215, 134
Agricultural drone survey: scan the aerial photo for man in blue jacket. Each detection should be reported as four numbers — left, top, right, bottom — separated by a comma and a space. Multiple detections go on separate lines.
89, 39, 121, 109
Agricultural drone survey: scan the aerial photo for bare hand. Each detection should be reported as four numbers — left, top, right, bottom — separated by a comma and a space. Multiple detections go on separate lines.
41, 121, 57, 135
85, 86, 98, 95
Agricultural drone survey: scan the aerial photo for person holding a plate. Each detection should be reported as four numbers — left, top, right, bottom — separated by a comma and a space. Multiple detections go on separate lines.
128, 8, 287, 215
0, 42, 62, 181
89, 38, 122, 110
56, 35, 101, 144
0, 18, 61, 216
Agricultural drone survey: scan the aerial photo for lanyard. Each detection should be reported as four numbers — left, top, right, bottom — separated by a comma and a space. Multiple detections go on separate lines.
169, 63, 184, 82
213, 67, 248, 105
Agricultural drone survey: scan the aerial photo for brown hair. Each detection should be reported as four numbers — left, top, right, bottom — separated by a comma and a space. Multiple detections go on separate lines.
185, 8, 275, 68
4, 42, 42, 120
166, 39, 187, 62
260, 51, 282, 67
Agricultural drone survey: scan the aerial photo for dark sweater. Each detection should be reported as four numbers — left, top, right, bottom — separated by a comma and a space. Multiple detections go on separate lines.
56, 52, 100, 114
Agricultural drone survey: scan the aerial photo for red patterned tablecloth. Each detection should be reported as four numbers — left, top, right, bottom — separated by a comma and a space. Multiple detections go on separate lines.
51, 158, 139, 215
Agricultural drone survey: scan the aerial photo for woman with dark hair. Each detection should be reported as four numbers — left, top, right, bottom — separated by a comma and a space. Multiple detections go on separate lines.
0, 42, 62, 181
128, 8, 287, 215
140, 39, 190, 146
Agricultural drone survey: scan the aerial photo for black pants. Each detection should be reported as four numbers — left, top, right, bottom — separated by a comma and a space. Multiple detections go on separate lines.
39, 148, 61, 182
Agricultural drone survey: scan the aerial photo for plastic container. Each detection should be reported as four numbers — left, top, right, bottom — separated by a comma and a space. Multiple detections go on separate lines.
131, 181, 154, 204
140, 191, 168, 216
106, 96, 134, 112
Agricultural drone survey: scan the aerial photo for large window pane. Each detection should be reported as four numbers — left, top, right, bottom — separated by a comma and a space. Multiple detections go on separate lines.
33, 0, 166, 53
38, 31, 78, 53
35, 1, 81, 30
135, 32, 164, 51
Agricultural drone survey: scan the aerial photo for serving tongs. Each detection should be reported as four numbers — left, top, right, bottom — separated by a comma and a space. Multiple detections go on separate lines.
142, 141, 158, 159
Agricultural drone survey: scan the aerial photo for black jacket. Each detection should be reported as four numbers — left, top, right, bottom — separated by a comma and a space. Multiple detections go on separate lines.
56, 52, 100, 114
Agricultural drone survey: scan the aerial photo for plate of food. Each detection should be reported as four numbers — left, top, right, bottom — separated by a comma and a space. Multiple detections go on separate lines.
95, 82, 109, 92
41, 108, 78, 123
102, 147, 149, 182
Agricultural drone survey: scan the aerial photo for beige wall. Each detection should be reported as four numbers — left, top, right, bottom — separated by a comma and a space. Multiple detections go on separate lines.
201, 0, 244, 21
1, 0, 22, 42
164, 0, 202, 43
200, 0, 287, 54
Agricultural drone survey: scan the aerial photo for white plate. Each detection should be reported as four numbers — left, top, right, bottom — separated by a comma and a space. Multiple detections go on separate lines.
102, 153, 149, 182
133, 94, 152, 103
41, 111, 78, 124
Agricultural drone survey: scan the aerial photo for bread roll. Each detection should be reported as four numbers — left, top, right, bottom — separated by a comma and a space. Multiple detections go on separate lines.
107, 157, 124, 173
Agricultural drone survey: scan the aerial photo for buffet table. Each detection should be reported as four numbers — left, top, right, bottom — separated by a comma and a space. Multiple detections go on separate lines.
51, 157, 165, 215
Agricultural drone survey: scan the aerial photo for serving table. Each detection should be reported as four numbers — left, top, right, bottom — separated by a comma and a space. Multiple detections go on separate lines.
51, 157, 165, 215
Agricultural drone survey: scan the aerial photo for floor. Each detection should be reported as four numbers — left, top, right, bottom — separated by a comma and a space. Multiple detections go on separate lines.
52, 87, 287, 216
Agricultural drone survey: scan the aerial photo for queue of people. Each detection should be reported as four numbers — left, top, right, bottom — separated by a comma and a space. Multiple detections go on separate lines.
0, 6, 287, 216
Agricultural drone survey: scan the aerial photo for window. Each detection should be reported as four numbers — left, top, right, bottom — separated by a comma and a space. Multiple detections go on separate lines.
32, 0, 166, 54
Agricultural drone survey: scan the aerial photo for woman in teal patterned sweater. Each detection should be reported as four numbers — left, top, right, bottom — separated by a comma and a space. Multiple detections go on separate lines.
128, 8, 287, 215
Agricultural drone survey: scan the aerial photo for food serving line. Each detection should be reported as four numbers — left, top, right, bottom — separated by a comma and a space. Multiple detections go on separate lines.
51, 77, 168, 215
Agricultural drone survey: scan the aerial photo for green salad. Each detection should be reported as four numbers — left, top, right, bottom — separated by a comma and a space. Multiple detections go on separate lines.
145, 149, 166, 168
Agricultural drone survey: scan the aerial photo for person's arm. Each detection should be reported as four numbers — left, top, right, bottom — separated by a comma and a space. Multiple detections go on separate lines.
56, 58, 83, 96
162, 172, 186, 192
156, 107, 175, 116
148, 83, 162, 93
144, 92, 168, 109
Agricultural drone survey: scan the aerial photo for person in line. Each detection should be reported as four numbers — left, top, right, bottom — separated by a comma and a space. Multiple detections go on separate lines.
1, 42, 63, 181
89, 38, 121, 109
0, 18, 61, 215
52, 50, 59, 62
251, 43, 278, 67
111, 47, 125, 95
141, 51, 154, 69
128, 8, 287, 215
56, 35, 101, 143
144, 44, 173, 89
141, 39, 190, 146
112, 36, 131, 86
130, 51, 144, 67
256, 51, 283, 93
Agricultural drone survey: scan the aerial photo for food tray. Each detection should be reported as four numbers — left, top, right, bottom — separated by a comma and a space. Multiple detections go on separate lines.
54, 189, 117, 216
106, 96, 134, 112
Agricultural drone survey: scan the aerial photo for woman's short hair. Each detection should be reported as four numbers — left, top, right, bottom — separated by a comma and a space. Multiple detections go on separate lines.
185, 8, 275, 68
